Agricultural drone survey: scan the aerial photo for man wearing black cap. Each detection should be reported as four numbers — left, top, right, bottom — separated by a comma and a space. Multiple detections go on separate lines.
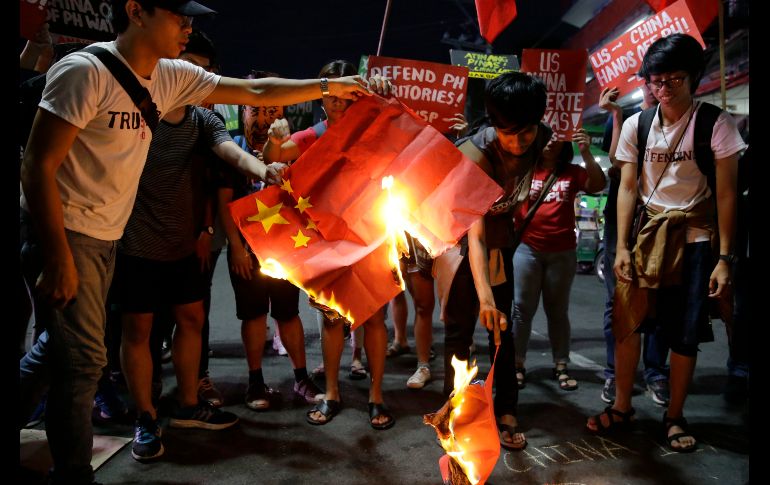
19, 1, 370, 483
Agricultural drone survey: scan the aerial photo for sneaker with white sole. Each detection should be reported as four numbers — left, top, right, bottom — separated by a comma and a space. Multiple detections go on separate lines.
293, 377, 325, 404
272, 333, 288, 356
407, 367, 432, 389
198, 374, 224, 408
245, 383, 280, 411
131, 412, 164, 462
601, 378, 616, 404
647, 380, 670, 407
169, 401, 238, 430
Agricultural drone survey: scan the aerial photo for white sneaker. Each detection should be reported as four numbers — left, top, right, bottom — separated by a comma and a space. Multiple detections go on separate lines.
407, 367, 432, 389
272, 333, 288, 356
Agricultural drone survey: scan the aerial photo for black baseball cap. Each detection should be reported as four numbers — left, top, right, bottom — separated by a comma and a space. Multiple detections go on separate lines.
150, 0, 216, 16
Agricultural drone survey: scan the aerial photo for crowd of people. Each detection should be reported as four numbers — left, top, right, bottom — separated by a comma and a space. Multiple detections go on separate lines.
19, 1, 748, 483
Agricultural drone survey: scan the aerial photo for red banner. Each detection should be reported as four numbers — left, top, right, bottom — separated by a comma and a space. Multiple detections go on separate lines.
521, 49, 588, 140
588, 0, 705, 99
229, 95, 503, 327
475, 0, 518, 44
366, 56, 469, 135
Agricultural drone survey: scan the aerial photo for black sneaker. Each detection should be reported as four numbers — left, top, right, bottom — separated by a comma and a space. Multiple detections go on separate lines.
601, 378, 616, 404
131, 412, 164, 462
245, 383, 281, 410
647, 380, 670, 406
169, 401, 239, 430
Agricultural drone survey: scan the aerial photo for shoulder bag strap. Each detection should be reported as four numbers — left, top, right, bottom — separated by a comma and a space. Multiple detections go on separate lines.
83, 45, 159, 132
511, 168, 561, 252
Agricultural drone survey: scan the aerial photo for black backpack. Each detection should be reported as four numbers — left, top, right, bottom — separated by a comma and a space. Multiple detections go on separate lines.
636, 102, 722, 193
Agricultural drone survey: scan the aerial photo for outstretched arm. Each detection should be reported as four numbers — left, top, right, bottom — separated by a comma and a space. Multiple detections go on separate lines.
573, 128, 606, 193
204, 76, 371, 107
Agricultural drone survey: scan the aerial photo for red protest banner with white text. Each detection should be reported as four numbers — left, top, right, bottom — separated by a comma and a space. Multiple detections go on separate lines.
20, 0, 47, 41
589, 1, 705, 99
366, 55, 468, 135
521, 49, 587, 141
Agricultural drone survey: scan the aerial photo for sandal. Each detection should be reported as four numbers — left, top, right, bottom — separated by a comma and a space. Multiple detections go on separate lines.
306, 399, 341, 426
498, 423, 527, 451
386, 341, 410, 358
554, 366, 578, 391
515, 367, 526, 389
349, 359, 367, 380
663, 412, 697, 453
368, 402, 395, 430
586, 406, 635, 433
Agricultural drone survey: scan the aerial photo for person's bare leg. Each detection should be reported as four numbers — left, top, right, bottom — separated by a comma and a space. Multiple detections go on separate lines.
363, 312, 388, 425
409, 272, 434, 364
308, 318, 344, 423
277, 315, 306, 369
588, 332, 640, 430
666, 351, 697, 449
389, 291, 408, 348
171, 301, 205, 408
241, 315, 268, 371
121, 312, 156, 418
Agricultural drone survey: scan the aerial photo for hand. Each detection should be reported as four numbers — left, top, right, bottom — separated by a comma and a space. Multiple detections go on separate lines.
32, 23, 53, 49
328, 75, 371, 100
366, 75, 393, 97
444, 113, 468, 137
267, 118, 291, 146
265, 162, 288, 185
614, 247, 633, 283
36, 252, 79, 310
572, 128, 591, 155
708, 260, 731, 299
230, 249, 253, 280
196, 233, 212, 272
599, 86, 621, 112
478, 302, 508, 333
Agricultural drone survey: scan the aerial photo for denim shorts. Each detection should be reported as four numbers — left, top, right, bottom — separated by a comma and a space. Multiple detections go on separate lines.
110, 252, 207, 313
638, 241, 714, 356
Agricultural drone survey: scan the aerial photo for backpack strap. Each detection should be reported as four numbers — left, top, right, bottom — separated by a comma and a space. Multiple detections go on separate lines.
82, 45, 159, 132
692, 102, 722, 194
636, 107, 657, 180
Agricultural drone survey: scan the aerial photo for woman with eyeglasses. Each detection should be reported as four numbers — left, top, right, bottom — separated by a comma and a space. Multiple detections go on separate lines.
585, 34, 746, 454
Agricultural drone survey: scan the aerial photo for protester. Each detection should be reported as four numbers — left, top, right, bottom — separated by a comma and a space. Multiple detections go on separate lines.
586, 34, 746, 454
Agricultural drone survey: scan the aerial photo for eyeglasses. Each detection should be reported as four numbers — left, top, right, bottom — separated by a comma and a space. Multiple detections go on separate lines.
161, 8, 194, 28
647, 76, 687, 91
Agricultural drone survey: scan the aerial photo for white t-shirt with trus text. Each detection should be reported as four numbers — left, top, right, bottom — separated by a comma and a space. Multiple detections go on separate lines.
615, 102, 746, 242
20, 41, 220, 241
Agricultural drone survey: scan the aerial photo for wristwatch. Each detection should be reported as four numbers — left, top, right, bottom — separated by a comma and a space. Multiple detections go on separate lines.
719, 254, 737, 264
201, 225, 214, 236
320, 77, 330, 97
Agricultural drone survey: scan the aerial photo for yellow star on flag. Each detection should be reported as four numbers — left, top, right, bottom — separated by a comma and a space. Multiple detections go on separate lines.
306, 219, 318, 231
280, 178, 293, 193
291, 229, 311, 248
246, 199, 289, 233
295, 196, 313, 213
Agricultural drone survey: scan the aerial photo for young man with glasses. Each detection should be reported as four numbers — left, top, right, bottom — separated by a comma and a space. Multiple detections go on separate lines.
19, 1, 370, 483
586, 34, 746, 453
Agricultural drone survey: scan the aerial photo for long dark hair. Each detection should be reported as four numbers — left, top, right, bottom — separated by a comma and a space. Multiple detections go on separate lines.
318, 60, 356, 79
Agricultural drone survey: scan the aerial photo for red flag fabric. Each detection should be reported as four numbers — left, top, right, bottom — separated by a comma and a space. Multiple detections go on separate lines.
475, 0, 518, 44
229, 95, 503, 327
644, 0, 718, 32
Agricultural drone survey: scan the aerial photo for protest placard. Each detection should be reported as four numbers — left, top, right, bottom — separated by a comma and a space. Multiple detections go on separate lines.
521, 48, 587, 140
449, 49, 519, 79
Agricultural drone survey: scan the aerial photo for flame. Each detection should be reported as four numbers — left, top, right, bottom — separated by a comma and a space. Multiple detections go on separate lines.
260, 258, 354, 324
379, 176, 443, 261
438, 356, 481, 484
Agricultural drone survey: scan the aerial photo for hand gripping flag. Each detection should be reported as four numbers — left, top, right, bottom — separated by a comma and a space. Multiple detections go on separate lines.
229, 95, 503, 328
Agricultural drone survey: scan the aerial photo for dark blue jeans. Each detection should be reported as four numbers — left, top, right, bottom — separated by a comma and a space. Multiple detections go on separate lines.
20, 212, 116, 484
602, 216, 669, 383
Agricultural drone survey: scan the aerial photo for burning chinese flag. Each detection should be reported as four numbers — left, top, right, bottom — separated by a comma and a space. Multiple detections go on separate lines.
475, 0, 518, 44
229, 95, 503, 327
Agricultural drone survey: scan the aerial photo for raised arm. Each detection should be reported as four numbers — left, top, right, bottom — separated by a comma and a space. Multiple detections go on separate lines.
599, 87, 623, 170
21, 110, 81, 308
204, 76, 370, 107
573, 128, 606, 194
262, 118, 301, 164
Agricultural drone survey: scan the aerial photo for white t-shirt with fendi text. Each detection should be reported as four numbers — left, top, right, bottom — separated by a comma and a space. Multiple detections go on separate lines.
615, 102, 746, 242
20, 41, 220, 241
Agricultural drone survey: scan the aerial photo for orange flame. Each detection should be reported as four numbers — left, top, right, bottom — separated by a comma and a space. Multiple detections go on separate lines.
439, 356, 481, 484
381, 176, 409, 290
260, 258, 354, 324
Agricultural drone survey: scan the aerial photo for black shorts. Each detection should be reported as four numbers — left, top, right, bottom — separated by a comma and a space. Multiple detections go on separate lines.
111, 252, 207, 313
400, 234, 433, 280
227, 248, 299, 321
